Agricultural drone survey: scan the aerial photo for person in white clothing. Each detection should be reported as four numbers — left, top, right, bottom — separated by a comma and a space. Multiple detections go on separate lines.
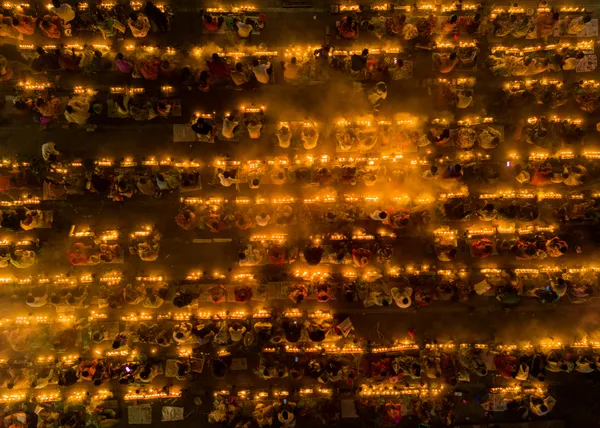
456, 90, 473, 108
221, 115, 239, 139
42, 142, 60, 162
276, 125, 292, 148
255, 212, 270, 226
218, 171, 241, 187
252, 59, 271, 84
367, 82, 387, 110
301, 124, 319, 149
50, 0, 75, 22
236, 18, 253, 37
247, 119, 263, 139
370, 210, 388, 221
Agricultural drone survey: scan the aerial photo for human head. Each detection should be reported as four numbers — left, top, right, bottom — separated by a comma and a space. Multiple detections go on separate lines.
252, 59, 259, 67
379, 211, 387, 219
291, 57, 297, 64
377, 82, 387, 93
112, 340, 120, 349
362, 49, 369, 56
540, 404, 548, 413
94, 50, 102, 58
116, 52, 124, 60
465, 90, 473, 97
430, 165, 438, 175
223, 171, 231, 179
235, 62, 243, 71
474, 13, 480, 22
577, 51, 585, 59
212, 53, 219, 61
449, 52, 457, 60
450, 14, 458, 24
52, 0, 60, 8
396, 58, 404, 68
129, 12, 138, 20
584, 15, 592, 23
65, 105, 74, 114
454, 164, 462, 173
26, 295, 34, 304
523, 56, 532, 66
36, 98, 45, 108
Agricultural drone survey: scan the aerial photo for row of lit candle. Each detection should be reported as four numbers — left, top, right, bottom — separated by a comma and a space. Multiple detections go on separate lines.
491, 41, 594, 55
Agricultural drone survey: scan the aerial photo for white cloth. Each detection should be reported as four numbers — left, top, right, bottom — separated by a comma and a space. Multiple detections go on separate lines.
64, 97, 91, 124
247, 123, 262, 139
255, 214, 270, 226
302, 129, 319, 149
222, 119, 238, 139
237, 21, 253, 37
218, 173, 236, 187
51, 4, 75, 22
284, 63, 300, 81
368, 85, 387, 105
562, 57, 578, 70
253, 63, 271, 84
42, 142, 59, 161
456, 94, 473, 108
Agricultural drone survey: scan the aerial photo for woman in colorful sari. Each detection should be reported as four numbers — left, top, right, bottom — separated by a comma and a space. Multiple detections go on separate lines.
12, 14, 35, 35
128, 12, 151, 38
39, 15, 62, 38
0, 16, 22, 40
138, 58, 160, 80
337, 16, 358, 39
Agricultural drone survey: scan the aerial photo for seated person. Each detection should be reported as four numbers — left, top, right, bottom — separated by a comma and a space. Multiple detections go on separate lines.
138, 58, 161, 80
128, 12, 151, 38
433, 52, 458, 73
221, 114, 239, 139
203, 14, 224, 32
565, 15, 591, 35
337, 16, 358, 39
246, 118, 263, 139
276, 124, 292, 148
302, 123, 319, 149
471, 238, 494, 258
12, 14, 35, 35
231, 62, 249, 86
38, 15, 62, 38
64, 95, 91, 125
283, 56, 301, 82
478, 126, 501, 149
191, 117, 214, 138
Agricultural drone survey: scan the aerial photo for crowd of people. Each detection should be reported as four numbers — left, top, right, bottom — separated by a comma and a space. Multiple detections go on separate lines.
2, 1, 600, 426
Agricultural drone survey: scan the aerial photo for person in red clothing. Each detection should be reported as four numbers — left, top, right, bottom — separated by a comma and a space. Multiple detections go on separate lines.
203, 14, 224, 32
206, 53, 230, 81
59, 47, 81, 72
